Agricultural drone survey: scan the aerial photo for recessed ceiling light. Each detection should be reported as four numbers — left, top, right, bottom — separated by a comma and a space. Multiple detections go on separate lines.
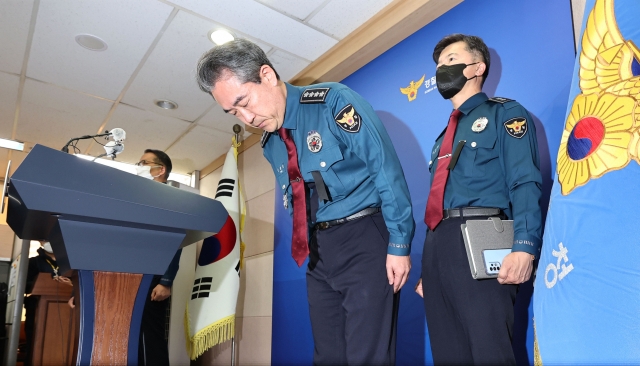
75, 34, 108, 51
155, 99, 178, 110
208, 29, 235, 45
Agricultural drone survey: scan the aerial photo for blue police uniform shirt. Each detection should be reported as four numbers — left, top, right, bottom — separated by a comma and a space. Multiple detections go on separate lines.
262, 82, 415, 256
159, 249, 182, 287
428, 92, 542, 257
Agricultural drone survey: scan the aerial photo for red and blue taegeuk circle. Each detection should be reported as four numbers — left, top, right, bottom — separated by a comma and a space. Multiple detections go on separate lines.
198, 215, 237, 266
567, 116, 605, 160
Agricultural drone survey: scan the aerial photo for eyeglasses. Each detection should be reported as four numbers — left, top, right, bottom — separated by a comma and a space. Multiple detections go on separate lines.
135, 160, 164, 167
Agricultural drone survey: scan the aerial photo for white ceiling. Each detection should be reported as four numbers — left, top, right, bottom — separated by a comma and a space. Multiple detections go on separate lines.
0, 0, 394, 176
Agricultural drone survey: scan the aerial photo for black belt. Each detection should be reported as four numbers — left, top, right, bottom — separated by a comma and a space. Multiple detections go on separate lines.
315, 207, 381, 230
443, 207, 502, 220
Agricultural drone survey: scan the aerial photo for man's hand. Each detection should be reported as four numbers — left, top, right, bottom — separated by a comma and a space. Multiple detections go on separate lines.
54, 276, 73, 287
151, 284, 171, 301
386, 254, 411, 293
497, 252, 534, 285
415, 278, 423, 298
68, 296, 75, 309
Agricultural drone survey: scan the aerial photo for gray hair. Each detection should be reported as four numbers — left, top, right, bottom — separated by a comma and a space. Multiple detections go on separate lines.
196, 39, 280, 94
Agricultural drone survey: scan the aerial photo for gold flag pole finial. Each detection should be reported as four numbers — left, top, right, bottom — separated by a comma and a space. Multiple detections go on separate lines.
232, 124, 242, 149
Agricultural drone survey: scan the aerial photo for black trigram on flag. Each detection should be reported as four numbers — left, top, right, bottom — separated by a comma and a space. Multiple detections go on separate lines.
215, 178, 235, 198
191, 277, 213, 299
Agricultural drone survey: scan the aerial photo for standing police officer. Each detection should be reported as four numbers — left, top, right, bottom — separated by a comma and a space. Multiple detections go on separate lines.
416, 34, 542, 364
135, 149, 181, 366
196, 39, 415, 365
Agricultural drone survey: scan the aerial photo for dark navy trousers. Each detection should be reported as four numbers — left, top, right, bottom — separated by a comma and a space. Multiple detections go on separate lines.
422, 216, 517, 365
307, 212, 398, 366
138, 275, 170, 366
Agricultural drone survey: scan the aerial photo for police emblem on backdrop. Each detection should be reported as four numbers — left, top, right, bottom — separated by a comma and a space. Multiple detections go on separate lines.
334, 104, 361, 133
400, 75, 425, 102
504, 117, 527, 138
307, 131, 322, 152
472, 117, 488, 132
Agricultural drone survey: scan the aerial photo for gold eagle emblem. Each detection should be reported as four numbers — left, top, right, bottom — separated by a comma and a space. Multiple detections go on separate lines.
579, 0, 640, 100
400, 75, 425, 102
556, 0, 640, 195
336, 107, 356, 126
504, 118, 528, 138
334, 104, 362, 133
505, 120, 525, 131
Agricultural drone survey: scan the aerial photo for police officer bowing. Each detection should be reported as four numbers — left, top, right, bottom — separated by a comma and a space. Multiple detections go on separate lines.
196, 39, 415, 365
415, 34, 542, 365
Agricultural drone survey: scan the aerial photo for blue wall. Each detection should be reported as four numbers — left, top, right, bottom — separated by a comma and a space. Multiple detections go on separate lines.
272, 0, 576, 364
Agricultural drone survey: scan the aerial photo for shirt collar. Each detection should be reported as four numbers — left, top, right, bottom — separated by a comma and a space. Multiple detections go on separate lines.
457, 92, 488, 116
282, 83, 300, 130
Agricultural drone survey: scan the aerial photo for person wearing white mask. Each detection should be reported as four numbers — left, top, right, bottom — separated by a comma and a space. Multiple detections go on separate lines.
135, 149, 169, 181
134, 149, 181, 366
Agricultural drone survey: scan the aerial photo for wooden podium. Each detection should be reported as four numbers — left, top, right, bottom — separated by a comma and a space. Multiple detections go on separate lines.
29, 273, 76, 366
6, 145, 228, 365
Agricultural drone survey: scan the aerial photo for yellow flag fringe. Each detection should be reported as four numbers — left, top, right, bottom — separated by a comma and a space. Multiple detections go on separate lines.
184, 302, 235, 360
533, 319, 543, 366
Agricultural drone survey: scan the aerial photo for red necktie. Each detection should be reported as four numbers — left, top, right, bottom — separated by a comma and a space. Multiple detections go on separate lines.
278, 128, 309, 267
425, 109, 462, 231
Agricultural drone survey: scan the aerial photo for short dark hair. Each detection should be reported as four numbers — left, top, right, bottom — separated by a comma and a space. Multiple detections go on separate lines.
196, 39, 280, 94
145, 149, 172, 181
433, 34, 490, 86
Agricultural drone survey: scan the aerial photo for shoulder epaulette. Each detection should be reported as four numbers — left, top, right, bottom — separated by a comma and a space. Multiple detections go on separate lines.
300, 87, 330, 104
260, 131, 271, 148
488, 97, 514, 104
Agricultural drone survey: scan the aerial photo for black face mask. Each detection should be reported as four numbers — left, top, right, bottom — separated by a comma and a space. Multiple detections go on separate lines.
435, 62, 478, 99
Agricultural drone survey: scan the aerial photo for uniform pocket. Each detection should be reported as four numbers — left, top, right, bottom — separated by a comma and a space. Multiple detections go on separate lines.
457, 135, 497, 177
303, 144, 346, 198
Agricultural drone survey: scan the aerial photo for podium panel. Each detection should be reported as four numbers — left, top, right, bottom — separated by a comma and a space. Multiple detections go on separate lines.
29, 274, 76, 366
5, 144, 229, 365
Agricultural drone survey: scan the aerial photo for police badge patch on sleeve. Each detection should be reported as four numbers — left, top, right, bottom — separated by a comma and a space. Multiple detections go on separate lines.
504, 117, 528, 138
334, 104, 361, 133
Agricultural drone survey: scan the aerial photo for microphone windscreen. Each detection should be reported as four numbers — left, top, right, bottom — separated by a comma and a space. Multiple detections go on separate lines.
103, 141, 124, 156
110, 128, 126, 141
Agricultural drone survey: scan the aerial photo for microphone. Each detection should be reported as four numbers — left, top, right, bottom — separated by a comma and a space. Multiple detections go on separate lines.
104, 141, 124, 158
109, 128, 126, 142
61, 128, 126, 153
92, 141, 124, 161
